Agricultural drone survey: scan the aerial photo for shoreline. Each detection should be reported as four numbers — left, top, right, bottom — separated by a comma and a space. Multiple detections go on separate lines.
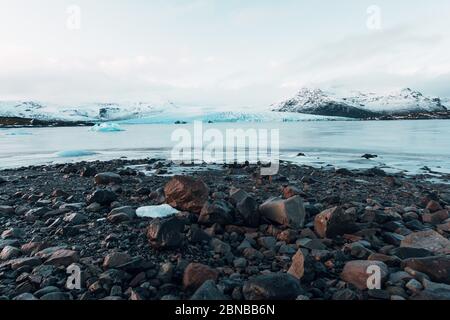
0, 159, 449, 300
1, 112, 450, 128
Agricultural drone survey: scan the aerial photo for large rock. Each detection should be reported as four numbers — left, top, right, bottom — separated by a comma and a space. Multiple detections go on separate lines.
401, 230, 450, 254
86, 189, 117, 206
259, 196, 306, 229
164, 176, 209, 213
0, 246, 21, 260
10, 257, 42, 270
44, 249, 79, 267
103, 252, 131, 269
183, 263, 219, 291
0, 205, 14, 216
107, 206, 136, 223
341, 260, 389, 290
402, 256, 450, 284
63, 212, 88, 225
147, 217, 185, 249
94, 172, 122, 185
243, 273, 303, 300
314, 206, 357, 238
413, 279, 450, 300
288, 249, 305, 279
191, 280, 228, 300
198, 200, 234, 226
231, 189, 260, 227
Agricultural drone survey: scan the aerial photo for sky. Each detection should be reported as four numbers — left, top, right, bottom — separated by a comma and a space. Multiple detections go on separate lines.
0, 0, 450, 107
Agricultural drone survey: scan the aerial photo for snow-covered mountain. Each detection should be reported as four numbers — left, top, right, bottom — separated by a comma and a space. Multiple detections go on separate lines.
273, 88, 448, 118
0, 101, 178, 122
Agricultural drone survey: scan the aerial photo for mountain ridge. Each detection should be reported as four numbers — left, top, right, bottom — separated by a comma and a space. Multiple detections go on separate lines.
272, 87, 448, 119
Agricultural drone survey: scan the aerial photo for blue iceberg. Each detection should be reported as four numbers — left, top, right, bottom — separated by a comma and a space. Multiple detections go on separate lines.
56, 150, 97, 158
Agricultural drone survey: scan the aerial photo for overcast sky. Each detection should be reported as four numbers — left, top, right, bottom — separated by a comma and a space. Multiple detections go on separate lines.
1, 0, 450, 107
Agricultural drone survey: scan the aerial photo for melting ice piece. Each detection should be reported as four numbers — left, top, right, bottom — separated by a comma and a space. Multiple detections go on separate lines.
136, 204, 179, 218
90, 123, 125, 132
56, 150, 97, 157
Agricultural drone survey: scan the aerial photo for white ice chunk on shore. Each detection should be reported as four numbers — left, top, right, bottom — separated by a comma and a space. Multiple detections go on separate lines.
90, 123, 125, 132
136, 204, 179, 218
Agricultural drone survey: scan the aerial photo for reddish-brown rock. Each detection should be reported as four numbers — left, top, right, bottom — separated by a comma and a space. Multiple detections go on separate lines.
341, 260, 389, 290
259, 196, 306, 229
44, 249, 79, 267
314, 206, 357, 238
164, 176, 209, 213
288, 249, 305, 279
401, 230, 450, 254
183, 263, 219, 291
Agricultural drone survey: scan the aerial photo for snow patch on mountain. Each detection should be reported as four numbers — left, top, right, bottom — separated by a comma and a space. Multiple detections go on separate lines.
273, 88, 447, 118
0, 101, 178, 122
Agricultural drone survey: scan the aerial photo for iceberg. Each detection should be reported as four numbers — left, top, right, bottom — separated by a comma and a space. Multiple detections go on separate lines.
136, 204, 179, 218
90, 123, 126, 132
56, 150, 97, 158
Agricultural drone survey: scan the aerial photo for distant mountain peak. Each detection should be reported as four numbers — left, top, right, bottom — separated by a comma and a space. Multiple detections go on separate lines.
273, 87, 446, 118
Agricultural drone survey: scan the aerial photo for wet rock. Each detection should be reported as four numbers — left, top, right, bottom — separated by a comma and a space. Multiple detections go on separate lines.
63, 212, 88, 225
10, 257, 42, 270
406, 279, 423, 293
401, 230, 450, 254
107, 206, 136, 223
282, 186, 302, 199
187, 225, 211, 243
414, 279, 450, 300
0, 205, 14, 216
426, 200, 442, 213
44, 249, 79, 267
243, 273, 303, 300
422, 210, 449, 225
40, 292, 71, 300
13, 293, 38, 300
402, 256, 450, 284
332, 288, 358, 300
210, 238, 231, 254
198, 200, 234, 226
229, 188, 250, 206
86, 189, 117, 206
80, 166, 97, 177
183, 263, 219, 291
191, 280, 228, 300
314, 206, 357, 238
1, 228, 25, 239
235, 196, 260, 227
0, 246, 21, 260
288, 249, 305, 280
390, 247, 435, 260
34, 286, 61, 298
362, 154, 378, 160
147, 217, 185, 249
94, 172, 122, 185
103, 252, 131, 269
259, 196, 306, 229
164, 176, 209, 213
341, 260, 389, 290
